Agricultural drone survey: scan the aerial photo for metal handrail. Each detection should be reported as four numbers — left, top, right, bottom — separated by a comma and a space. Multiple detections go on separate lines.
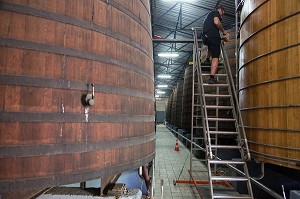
192, 28, 213, 159
221, 43, 251, 160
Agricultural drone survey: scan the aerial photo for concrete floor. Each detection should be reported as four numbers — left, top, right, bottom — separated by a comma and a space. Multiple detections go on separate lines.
154, 124, 213, 199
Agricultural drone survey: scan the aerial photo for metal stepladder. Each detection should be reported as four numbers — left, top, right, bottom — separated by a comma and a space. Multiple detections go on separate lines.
190, 28, 254, 199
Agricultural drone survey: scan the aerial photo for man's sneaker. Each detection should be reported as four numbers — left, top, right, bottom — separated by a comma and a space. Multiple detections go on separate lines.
208, 78, 220, 84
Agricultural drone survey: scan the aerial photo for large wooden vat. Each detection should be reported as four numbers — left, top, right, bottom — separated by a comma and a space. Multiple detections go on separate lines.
182, 66, 193, 132
175, 80, 184, 128
0, 0, 155, 196
223, 28, 238, 82
166, 94, 173, 124
170, 87, 177, 125
239, 0, 300, 169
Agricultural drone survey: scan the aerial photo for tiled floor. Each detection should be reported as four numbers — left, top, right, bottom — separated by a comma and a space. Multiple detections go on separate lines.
154, 124, 211, 199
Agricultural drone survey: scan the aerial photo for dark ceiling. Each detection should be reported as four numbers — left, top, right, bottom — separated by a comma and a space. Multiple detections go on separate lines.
150, 0, 236, 98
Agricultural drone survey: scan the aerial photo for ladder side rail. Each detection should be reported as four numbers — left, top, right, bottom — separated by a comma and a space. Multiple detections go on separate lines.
222, 72, 254, 197
190, 32, 197, 175
222, 64, 245, 160
193, 29, 213, 160
193, 28, 215, 199
221, 44, 249, 160
243, 162, 254, 198
192, 29, 206, 151
220, 43, 251, 160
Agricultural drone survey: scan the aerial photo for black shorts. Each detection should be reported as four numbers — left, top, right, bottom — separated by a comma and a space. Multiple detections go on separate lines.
202, 35, 221, 58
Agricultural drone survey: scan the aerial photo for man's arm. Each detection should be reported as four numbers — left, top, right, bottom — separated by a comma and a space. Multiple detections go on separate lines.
214, 16, 227, 35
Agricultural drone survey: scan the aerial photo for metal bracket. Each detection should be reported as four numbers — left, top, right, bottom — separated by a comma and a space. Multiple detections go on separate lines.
81, 83, 95, 106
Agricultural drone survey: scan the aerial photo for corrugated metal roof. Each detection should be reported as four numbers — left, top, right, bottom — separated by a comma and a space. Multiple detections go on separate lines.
151, 0, 236, 97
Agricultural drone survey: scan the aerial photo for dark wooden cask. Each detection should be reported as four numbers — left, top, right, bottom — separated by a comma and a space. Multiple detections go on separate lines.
170, 87, 177, 125
182, 66, 193, 132
239, 0, 300, 169
175, 80, 184, 128
166, 94, 173, 124
0, 0, 155, 196
223, 28, 238, 83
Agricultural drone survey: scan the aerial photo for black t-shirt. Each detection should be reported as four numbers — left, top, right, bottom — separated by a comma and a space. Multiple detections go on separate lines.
202, 10, 222, 38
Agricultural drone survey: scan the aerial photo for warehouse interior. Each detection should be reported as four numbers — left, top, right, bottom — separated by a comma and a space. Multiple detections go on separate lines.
0, 0, 299, 199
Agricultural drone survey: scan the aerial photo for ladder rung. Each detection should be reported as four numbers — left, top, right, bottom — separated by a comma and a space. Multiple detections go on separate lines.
204, 94, 231, 98
211, 176, 248, 181
209, 160, 244, 165
200, 64, 224, 67
210, 145, 241, 149
205, 105, 233, 109
193, 137, 204, 140
194, 126, 203, 129
207, 118, 235, 122
209, 131, 238, 135
202, 74, 227, 77
192, 160, 207, 163
203, 83, 229, 87
194, 115, 202, 118
192, 158, 206, 163
192, 148, 204, 151
214, 194, 252, 199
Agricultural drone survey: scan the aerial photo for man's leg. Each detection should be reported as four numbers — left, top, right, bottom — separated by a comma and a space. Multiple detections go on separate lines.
208, 39, 221, 83
210, 57, 219, 76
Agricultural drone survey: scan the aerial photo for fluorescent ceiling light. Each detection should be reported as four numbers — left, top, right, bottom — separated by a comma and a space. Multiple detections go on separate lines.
157, 74, 171, 79
155, 95, 160, 98
157, 85, 168, 88
157, 91, 166, 94
158, 53, 179, 57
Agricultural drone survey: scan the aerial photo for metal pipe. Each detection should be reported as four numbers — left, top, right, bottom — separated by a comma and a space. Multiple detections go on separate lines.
160, 179, 163, 199
241, 125, 300, 133
251, 179, 284, 199
152, 38, 195, 43
248, 140, 300, 151
150, 159, 155, 197
253, 162, 265, 180
251, 150, 300, 166
235, 0, 239, 92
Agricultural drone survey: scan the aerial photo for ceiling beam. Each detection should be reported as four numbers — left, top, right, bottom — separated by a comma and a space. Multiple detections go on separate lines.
153, 38, 194, 43
152, 3, 178, 25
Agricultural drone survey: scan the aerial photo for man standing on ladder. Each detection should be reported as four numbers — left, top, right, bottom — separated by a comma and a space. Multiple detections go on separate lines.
202, 5, 228, 84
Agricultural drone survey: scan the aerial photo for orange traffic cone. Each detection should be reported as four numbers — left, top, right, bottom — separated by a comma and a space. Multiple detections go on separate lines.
174, 139, 180, 152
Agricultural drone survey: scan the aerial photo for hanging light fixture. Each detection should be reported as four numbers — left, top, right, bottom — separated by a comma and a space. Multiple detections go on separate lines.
157, 74, 171, 79
157, 85, 168, 88
158, 53, 179, 57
